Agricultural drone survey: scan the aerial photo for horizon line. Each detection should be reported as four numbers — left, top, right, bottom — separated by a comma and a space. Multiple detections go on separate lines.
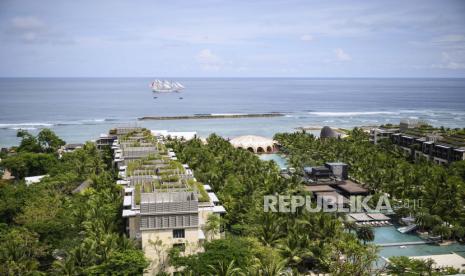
1, 76, 465, 79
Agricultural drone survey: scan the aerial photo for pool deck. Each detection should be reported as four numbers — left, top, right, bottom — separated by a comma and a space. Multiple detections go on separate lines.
411, 253, 465, 271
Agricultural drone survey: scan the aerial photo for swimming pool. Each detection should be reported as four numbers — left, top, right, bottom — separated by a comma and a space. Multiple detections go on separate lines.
258, 153, 288, 169
374, 226, 465, 261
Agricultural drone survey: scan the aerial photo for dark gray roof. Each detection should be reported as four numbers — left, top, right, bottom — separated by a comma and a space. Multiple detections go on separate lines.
320, 126, 339, 138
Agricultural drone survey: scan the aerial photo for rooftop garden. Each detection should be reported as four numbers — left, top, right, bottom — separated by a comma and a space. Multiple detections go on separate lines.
379, 123, 399, 129
379, 123, 465, 147
187, 179, 210, 202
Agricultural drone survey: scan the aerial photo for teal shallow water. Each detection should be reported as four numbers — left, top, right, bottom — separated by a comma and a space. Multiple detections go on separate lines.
258, 153, 288, 169
374, 227, 465, 262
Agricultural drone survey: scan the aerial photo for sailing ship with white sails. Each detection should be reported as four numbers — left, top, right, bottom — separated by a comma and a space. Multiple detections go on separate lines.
150, 80, 185, 93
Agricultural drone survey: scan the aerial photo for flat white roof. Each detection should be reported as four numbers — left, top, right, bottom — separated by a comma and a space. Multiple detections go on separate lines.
117, 180, 130, 185
25, 175, 48, 185
122, 209, 139, 217
208, 192, 220, 203
213, 205, 226, 213
203, 184, 212, 191
123, 196, 132, 206
436, 144, 450, 148
151, 130, 169, 136
124, 187, 134, 193
410, 253, 465, 271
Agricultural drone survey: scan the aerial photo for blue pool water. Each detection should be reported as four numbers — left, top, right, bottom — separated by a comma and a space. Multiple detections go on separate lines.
258, 153, 288, 169
374, 227, 465, 261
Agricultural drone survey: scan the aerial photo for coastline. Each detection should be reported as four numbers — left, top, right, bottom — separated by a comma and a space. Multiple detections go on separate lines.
138, 113, 285, 121
296, 125, 350, 135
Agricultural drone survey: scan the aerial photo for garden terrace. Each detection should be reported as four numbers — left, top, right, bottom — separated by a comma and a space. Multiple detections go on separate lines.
438, 133, 465, 148
122, 147, 159, 159
187, 179, 210, 202
133, 177, 209, 206
129, 175, 159, 187
110, 127, 145, 136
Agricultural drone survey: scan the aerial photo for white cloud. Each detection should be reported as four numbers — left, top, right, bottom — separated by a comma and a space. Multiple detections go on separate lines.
11, 16, 45, 30
334, 48, 351, 61
196, 49, 223, 71
7, 16, 73, 44
433, 34, 465, 43
431, 52, 465, 69
8, 16, 46, 43
300, 34, 313, 41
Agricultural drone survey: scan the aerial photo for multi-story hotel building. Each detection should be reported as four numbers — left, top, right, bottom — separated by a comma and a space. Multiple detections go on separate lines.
108, 127, 225, 274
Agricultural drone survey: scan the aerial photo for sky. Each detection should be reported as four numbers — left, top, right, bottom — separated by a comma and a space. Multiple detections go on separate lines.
0, 0, 465, 77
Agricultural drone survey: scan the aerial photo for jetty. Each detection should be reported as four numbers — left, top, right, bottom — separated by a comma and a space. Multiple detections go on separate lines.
376, 240, 435, 247
138, 113, 285, 121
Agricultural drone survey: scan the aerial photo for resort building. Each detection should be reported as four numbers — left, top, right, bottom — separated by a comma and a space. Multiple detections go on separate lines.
370, 122, 465, 165
303, 162, 369, 212
96, 133, 117, 149
108, 127, 226, 275
369, 128, 398, 144
303, 162, 390, 226
229, 135, 277, 153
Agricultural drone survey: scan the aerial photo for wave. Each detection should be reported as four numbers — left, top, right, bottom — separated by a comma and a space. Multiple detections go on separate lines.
309, 111, 399, 117
0, 123, 54, 129
0, 118, 123, 130
10, 127, 37, 130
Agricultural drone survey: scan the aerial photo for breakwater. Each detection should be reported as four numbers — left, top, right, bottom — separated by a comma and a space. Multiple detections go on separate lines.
138, 113, 285, 120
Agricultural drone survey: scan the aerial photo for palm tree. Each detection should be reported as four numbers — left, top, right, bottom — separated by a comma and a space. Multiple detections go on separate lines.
256, 212, 283, 246
277, 228, 311, 269
249, 257, 288, 276
208, 260, 242, 276
356, 225, 374, 244
343, 219, 357, 234
205, 214, 221, 241
51, 255, 78, 276
432, 225, 451, 242
415, 211, 428, 231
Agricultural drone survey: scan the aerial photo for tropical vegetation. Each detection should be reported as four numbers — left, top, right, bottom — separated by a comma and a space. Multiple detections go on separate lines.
275, 129, 465, 242
0, 129, 148, 275
168, 134, 379, 275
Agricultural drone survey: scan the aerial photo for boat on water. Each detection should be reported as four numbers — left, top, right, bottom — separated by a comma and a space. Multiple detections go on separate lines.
150, 80, 185, 93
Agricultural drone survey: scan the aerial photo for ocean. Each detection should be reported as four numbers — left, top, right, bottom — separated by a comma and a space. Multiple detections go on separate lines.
1, 78, 465, 147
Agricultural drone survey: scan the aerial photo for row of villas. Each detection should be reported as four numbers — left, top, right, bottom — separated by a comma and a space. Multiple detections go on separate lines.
100, 127, 226, 275
370, 127, 465, 165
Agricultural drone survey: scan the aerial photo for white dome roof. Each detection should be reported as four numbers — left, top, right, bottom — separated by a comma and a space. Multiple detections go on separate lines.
230, 135, 276, 152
